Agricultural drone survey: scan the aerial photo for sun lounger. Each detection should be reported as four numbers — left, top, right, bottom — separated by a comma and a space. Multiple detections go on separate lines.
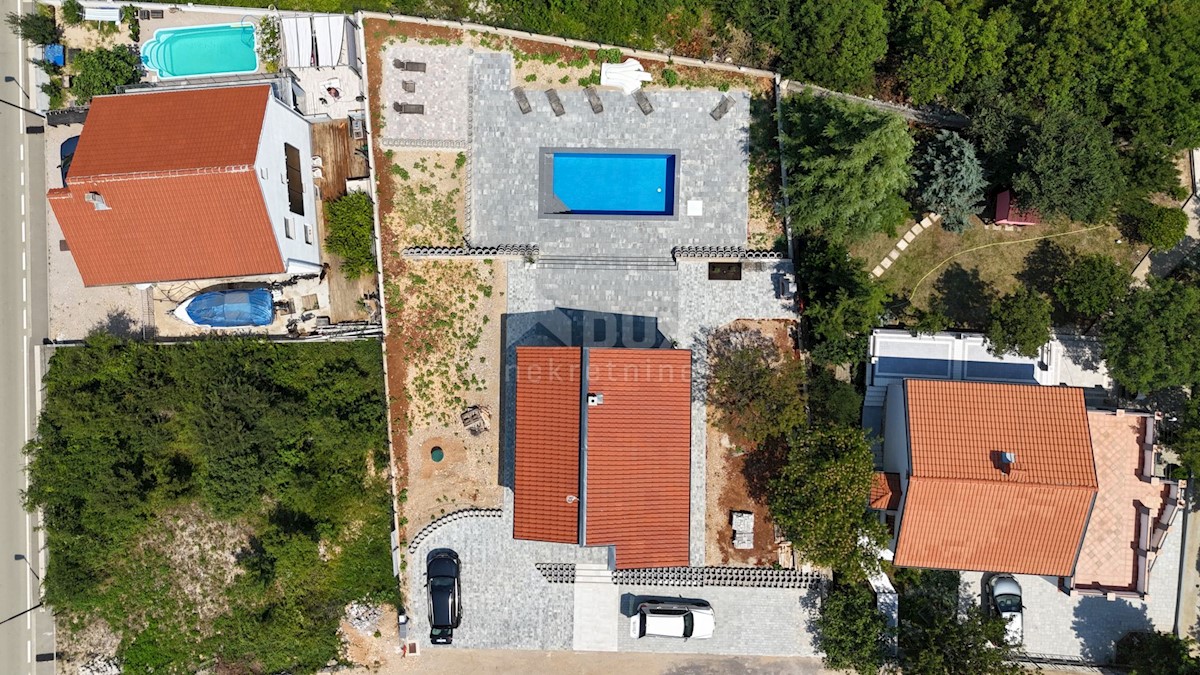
149, 9, 163, 18
633, 89, 654, 115
402, 80, 416, 93
710, 94, 735, 121
511, 87, 532, 114
393, 102, 425, 114
584, 86, 603, 114
546, 89, 565, 117
404, 61, 426, 72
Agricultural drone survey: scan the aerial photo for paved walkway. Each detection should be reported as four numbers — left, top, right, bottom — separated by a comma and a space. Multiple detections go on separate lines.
870, 214, 939, 278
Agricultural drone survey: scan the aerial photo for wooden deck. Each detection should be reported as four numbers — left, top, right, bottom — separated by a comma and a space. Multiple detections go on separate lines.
312, 119, 376, 324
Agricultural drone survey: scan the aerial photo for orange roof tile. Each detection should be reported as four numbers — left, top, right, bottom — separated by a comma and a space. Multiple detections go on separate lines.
869, 472, 901, 511
50, 86, 283, 286
896, 380, 1098, 576
585, 348, 692, 569
513, 347, 582, 544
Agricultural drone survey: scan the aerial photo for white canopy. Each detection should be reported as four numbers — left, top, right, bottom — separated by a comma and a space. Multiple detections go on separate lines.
83, 6, 120, 22
282, 16, 313, 69
313, 15, 344, 67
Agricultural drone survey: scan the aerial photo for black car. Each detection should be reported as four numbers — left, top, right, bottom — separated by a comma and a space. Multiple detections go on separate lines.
426, 550, 461, 644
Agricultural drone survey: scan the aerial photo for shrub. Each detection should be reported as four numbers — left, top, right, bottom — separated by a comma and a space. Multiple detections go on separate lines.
661, 68, 679, 87
594, 47, 622, 64
61, 0, 83, 25
1122, 199, 1189, 250
524, 72, 536, 82
708, 326, 807, 448
257, 16, 281, 73
39, 78, 64, 109
120, 4, 139, 41
5, 10, 60, 45
323, 192, 377, 279
985, 286, 1052, 358
69, 46, 140, 104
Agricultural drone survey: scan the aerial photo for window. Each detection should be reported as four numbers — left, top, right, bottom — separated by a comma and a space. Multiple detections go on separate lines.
259, 166, 268, 179
303, 224, 313, 244
284, 218, 294, 239
283, 143, 305, 216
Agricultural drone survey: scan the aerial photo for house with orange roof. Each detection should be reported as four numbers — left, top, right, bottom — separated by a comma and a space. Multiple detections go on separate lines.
48, 84, 322, 286
513, 345, 692, 569
875, 378, 1180, 599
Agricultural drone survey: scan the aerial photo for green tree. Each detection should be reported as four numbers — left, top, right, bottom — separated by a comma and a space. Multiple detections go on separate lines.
959, 6, 1020, 89
1165, 395, 1200, 484
61, 0, 83, 24
5, 10, 59, 45
897, 569, 1021, 675
1121, 199, 1189, 250
708, 326, 807, 448
782, 93, 914, 243
985, 286, 1051, 358
796, 238, 887, 364
913, 130, 985, 232
769, 425, 886, 573
807, 369, 863, 427
784, 0, 888, 94
323, 191, 377, 279
815, 579, 891, 674
1102, 278, 1200, 393
963, 91, 1027, 189
1114, 631, 1200, 675
894, 1, 968, 104
1056, 253, 1129, 321
70, 46, 140, 104
1013, 107, 1124, 222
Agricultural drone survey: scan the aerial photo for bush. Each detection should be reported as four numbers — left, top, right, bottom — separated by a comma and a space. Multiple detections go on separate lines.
708, 326, 807, 448
985, 286, 1052, 358
121, 4, 139, 41
39, 78, 64, 109
1122, 199, 1189, 250
323, 192, 377, 279
5, 10, 60, 45
70, 45, 140, 104
661, 67, 679, 87
1056, 253, 1129, 321
816, 579, 891, 674
61, 0, 83, 25
807, 369, 863, 427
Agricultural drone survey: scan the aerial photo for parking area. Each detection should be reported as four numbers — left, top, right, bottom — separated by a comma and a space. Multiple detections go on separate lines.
960, 517, 1182, 663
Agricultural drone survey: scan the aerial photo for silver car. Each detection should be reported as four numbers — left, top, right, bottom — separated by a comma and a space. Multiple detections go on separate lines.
629, 600, 715, 639
988, 574, 1023, 645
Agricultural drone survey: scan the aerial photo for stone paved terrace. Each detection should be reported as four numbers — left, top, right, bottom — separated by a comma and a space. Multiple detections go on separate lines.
380, 45, 471, 148
504, 260, 797, 566
471, 53, 749, 256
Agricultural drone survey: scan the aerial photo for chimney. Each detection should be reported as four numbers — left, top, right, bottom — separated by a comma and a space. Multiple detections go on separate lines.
1000, 451, 1016, 475
84, 191, 110, 211
587, 392, 603, 407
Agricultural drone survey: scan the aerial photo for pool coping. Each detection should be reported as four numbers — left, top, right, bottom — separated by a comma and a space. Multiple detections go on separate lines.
537, 147, 681, 221
141, 22, 260, 81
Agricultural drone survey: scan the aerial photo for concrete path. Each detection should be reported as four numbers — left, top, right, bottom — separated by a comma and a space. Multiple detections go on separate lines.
572, 563, 619, 651
871, 214, 940, 278
1131, 149, 1200, 284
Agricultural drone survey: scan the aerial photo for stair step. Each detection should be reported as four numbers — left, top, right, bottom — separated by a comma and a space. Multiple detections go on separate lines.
537, 256, 677, 270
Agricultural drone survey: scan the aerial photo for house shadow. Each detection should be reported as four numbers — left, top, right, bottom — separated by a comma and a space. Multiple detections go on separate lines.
1071, 595, 1153, 664
929, 263, 995, 329
498, 308, 672, 490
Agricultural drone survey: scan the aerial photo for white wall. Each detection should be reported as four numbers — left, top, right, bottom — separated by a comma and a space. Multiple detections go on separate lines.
255, 95, 322, 273
882, 382, 911, 552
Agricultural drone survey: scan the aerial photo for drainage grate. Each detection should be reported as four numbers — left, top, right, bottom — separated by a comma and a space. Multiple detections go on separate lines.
535, 563, 576, 584
612, 566, 824, 589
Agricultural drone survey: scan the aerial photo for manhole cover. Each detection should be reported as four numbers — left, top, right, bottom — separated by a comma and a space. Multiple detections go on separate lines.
430, 446, 444, 462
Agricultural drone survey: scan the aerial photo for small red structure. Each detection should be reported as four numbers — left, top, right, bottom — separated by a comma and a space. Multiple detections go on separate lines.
994, 190, 1042, 226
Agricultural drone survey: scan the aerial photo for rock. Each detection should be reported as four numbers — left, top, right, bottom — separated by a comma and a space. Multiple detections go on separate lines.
345, 602, 382, 633
79, 656, 122, 675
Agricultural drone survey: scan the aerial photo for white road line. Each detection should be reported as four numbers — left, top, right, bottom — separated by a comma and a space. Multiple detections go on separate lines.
19, 143, 24, 161
22, 250, 26, 271
20, 193, 25, 215
22, 277, 26, 302
20, 170, 24, 186
22, 220, 26, 243
23, 309, 27, 331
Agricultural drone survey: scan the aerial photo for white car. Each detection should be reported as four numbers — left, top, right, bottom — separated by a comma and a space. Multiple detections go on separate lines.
988, 574, 1023, 645
629, 600, 715, 639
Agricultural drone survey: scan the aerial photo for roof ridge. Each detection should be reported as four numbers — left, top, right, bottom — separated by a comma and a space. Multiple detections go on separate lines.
911, 474, 1098, 489
68, 164, 255, 184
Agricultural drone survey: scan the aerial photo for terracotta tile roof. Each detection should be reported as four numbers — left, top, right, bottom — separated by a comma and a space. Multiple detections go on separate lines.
512, 347, 692, 568
895, 380, 1098, 576
869, 472, 901, 511
995, 190, 1042, 226
513, 347, 582, 544
585, 348, 692, 569
50, 86, 282, 286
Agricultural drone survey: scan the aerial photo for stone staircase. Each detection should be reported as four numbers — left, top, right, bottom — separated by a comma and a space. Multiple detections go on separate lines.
864, 385, 888, 410
536, 255, 678, 271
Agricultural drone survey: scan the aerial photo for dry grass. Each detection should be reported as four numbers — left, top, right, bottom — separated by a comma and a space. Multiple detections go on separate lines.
381, 150, 467, 247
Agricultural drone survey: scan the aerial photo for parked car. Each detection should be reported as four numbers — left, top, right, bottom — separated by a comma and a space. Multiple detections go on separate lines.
427, 550, 461, 644
629, 599, 715, 639
987, 574, 1023, 645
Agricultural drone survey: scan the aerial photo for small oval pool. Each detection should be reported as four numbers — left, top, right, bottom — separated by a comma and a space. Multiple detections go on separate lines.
176, 289, 274, 328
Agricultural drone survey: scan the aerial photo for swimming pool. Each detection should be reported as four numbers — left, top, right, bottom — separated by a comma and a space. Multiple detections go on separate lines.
540, 149, 679, 218
141, 24, 257, 79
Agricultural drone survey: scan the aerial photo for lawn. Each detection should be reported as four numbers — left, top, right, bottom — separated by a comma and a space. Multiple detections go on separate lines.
851, 216, 1150, 326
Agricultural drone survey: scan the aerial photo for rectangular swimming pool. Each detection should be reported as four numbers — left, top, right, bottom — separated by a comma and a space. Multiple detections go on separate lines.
540, 148, 679, 219
141, 24, 258, 79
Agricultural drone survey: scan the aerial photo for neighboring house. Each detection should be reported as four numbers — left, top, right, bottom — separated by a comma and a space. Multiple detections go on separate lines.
513, 346, 692, 569
994, 190, 1042, 226
866, 331, 1181, 598
48, 84, 321, 286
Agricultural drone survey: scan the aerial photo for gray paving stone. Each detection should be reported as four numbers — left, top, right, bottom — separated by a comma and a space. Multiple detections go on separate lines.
380, 45, 472, 148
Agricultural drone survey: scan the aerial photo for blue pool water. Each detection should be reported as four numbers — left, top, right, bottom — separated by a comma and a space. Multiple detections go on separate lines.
141, 24, 257, 79
552, 152, 676, 216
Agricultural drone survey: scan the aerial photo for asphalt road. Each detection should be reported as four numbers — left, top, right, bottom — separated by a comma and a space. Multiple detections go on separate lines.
0, 1, 52, 670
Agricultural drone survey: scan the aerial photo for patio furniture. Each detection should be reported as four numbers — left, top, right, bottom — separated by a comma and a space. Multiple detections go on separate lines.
138, 9, 150, 20
394, 60, 426, 72
311, 155, 324, 168
710, 94, 735, 121
600, 58, 652, 95
393, 102, 425, 114
511, 87, 532, 114
150, 9, 163, 18
320, 78, 342, 100
545, 89, 565, 117
402, 80, 416, 93
633, 89, 654, 115
584, 86, 603, 114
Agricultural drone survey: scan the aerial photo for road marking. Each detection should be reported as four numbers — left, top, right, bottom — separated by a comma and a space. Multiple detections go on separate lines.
22, 220, 26, 243
22, 277, 26, 302
22, 249, 26, 271
19, 143, 23, 161
20, 193, 25, 215
20, 170, 24, 186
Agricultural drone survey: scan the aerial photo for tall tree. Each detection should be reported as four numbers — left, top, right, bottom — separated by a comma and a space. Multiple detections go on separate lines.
815, 579, 892, 673
1121, 199, 1189, 250
1056, 253, 1129, 321
894, 1, 969, 104
795, 238, 887, 364
769, 425, 885, 573
913, 130, 986, 232
897, 569, 1022, 675
1114, 631, 1200, 675
985, 286, 1051, 358
708, 326, 807, 448
782, 93, 914, 243
1013, 107, 1124, 222
785, 0, 888, 94
70, 46, 141, 104
1102, 278, 1200, 393
4, 10, 59, 45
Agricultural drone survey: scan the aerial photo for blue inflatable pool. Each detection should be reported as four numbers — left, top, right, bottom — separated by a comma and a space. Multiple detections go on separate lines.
177, 289, 274, 328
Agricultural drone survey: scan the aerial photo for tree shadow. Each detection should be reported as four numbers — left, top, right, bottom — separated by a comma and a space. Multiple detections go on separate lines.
928, 263, 995, 329
740, 435, 788, 504
1016, 239, 1072, 297
1071, 595, 1153, 664
88, 309, 141, 339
